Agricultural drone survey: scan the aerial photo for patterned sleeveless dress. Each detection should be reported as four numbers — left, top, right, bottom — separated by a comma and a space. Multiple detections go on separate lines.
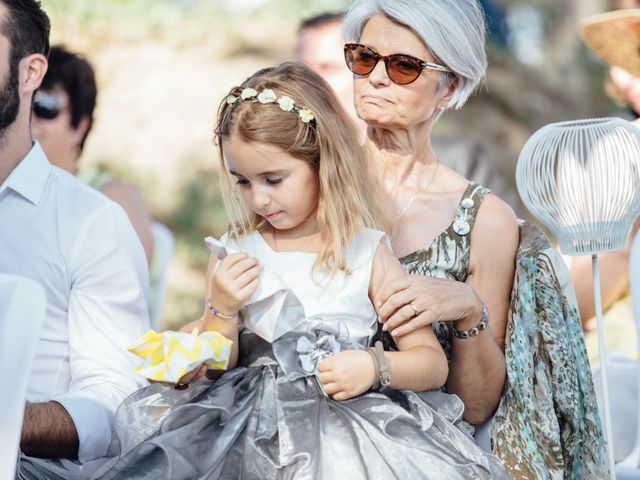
399, 182, 488, 360
390, 182, 608, 479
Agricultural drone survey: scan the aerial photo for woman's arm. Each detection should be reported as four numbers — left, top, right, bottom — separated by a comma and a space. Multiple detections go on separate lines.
375, 195, 517, 423
101, 180, 155, 266
446, 195, 517, 423
318, 242, 448, 400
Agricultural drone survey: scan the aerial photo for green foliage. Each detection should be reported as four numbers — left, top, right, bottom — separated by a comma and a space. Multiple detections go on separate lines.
172, 169, 228, 269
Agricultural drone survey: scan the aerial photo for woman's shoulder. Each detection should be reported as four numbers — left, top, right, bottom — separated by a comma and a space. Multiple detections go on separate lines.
471, 192, 519, 260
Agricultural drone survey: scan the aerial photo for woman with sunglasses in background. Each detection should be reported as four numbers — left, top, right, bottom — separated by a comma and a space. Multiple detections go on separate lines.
31, 46, 155, 266
343, 0, 607, 477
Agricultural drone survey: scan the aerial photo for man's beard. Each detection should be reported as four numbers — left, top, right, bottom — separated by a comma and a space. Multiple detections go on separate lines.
0, 56, 20, 139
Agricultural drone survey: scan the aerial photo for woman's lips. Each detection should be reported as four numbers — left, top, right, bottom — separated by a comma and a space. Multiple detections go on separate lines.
361, 94, 392, 105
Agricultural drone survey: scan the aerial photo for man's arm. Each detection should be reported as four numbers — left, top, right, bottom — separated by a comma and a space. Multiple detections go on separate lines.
21, 402, 79, 459
24, 201, 150, 463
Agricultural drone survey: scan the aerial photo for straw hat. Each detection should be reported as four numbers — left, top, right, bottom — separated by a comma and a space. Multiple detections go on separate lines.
580, 9, 640, 77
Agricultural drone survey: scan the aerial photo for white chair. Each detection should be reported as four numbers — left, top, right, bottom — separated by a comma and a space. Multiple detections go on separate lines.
0, 274, 46, 480
148, 222, 175, 330
616, 230, 640, 479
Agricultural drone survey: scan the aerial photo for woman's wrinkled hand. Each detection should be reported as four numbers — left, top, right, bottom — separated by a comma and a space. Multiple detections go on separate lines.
317, 350, 376, 401
375, 274, 483, 338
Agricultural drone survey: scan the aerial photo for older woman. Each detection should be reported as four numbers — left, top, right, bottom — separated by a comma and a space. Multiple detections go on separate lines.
343, 0, 607, 477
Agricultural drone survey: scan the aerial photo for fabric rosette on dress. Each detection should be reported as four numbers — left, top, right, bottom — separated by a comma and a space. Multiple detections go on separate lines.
92, 230, 510, 480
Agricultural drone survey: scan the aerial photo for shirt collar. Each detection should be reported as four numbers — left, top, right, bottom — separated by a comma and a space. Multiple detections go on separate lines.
1, 141, 51, 205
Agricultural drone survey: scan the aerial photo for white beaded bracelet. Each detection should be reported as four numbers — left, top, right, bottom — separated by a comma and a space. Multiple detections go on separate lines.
206, 298, 237, 320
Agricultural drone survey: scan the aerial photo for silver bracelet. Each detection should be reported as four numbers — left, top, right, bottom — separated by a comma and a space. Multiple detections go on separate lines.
206, 298, 237, 320
451, 303, 489, 339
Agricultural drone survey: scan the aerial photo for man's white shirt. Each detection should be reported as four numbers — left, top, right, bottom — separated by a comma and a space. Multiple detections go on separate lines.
0, 142, 150, 463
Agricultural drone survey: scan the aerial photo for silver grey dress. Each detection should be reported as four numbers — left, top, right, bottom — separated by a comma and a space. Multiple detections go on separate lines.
88, 229, 510, 479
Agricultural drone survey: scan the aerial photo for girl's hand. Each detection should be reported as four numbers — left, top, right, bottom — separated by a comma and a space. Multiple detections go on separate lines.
209, 252, 261, 316
317, 350, 376, 401
376, 274, 483, 338
176, 364, 208, 386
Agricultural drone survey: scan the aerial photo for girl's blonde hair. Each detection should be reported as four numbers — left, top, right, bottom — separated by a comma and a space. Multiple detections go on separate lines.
215, 62, 391, 274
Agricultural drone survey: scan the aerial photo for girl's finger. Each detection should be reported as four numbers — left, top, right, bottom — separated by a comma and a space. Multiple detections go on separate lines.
317, 371, 334, 384
332, 391, 350, 401
317, 357, 333, 372
322, 383, 341, 395
220, 253, 250, 270
237, 276, 260, 301
226, 256, 259, 278
234, 265, 261, 290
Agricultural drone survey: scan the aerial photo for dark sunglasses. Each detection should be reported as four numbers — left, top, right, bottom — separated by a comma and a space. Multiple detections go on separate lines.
33, 92, 64, 120
344, 43, 450, 85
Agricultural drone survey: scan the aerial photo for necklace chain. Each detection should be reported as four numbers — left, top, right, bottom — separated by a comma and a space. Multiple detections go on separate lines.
395, 158, 440, 220
271, 226, 279, 252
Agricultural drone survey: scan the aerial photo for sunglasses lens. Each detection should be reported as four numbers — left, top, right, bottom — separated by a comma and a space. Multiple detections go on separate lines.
33, 93, 62, 120
345, 44, 378, 76
387, 56, 423, 85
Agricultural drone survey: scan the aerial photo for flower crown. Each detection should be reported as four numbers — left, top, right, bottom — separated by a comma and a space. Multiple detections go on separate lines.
225, 88, 316, 123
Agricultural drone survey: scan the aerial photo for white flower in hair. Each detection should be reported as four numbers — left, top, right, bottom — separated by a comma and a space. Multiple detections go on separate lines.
257, 89, 277, 104
298, 107, 315, 123
277, 96, 295, 112
240, 88, 257, 100
226, 95, 238, 105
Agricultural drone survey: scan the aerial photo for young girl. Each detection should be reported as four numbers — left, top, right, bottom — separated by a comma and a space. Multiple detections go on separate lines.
96, 62, 509, 479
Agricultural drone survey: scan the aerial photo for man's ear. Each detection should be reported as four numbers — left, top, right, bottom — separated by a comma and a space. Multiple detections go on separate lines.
72, 115, 91, 146
19, 53, 47, 98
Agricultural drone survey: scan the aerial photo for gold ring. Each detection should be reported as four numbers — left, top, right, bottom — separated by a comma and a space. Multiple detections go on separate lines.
410, 303, 419, 316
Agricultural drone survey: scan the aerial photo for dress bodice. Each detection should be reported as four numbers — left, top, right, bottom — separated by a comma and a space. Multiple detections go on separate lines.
224, 228, 387, 344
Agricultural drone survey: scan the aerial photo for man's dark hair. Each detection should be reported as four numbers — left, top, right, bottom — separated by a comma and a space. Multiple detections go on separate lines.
0, 0, 51, 64
42, 46, 97, 149
298, 12, 344, 33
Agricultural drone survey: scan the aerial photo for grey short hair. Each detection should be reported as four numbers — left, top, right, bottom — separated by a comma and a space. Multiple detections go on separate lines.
342, 0, 487, 109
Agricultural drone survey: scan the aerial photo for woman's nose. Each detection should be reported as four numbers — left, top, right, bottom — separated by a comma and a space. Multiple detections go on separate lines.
368, 59, 391, 87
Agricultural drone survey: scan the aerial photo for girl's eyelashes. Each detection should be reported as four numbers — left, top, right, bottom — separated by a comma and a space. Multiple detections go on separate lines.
233, 176, 284, 186
235, 178, 250, 186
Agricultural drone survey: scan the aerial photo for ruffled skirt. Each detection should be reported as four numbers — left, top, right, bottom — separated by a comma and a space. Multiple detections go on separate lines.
91, 333, 509, 480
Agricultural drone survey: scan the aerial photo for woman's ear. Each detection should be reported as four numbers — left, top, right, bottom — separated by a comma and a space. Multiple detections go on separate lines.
19, 53, 48, 98
439, 75, 459, 110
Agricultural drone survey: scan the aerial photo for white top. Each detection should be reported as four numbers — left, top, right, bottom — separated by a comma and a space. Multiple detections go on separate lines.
0, 143, 149, 463
225, 228, 386, 343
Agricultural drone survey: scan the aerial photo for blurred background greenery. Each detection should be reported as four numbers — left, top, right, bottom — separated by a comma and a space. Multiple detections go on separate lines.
40, 0, 618, 329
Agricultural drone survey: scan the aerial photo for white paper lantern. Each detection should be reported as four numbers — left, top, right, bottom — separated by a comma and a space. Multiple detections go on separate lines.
517, 117, 640, 255
516, 117, 640, 479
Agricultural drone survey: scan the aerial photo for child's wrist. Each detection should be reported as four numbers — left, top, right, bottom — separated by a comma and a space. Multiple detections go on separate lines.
206, 298, 238, 320
365, 348, 381, 390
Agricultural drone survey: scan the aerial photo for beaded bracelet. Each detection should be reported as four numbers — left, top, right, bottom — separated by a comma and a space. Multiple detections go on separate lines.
451, 303, 489, 339
206, 298, 237, 320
